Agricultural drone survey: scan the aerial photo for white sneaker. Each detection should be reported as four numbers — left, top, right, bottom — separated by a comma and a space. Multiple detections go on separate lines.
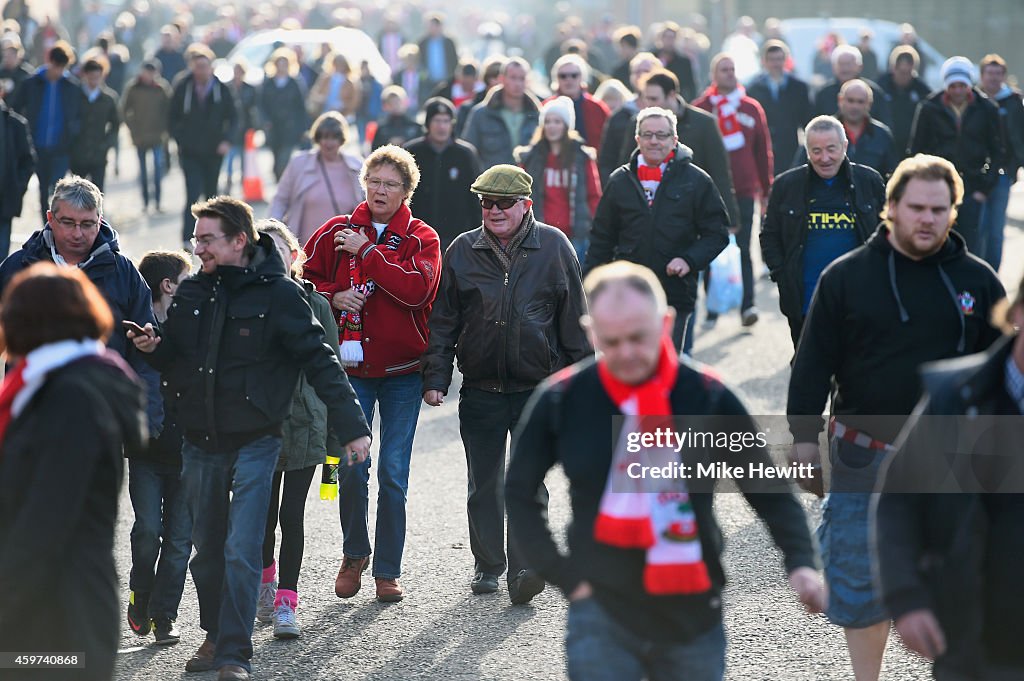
256, 581, 276, 624
273, 603, 301, 639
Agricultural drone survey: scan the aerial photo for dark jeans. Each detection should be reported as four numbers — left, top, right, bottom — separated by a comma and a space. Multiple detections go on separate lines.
137, 146, 164, 208
678, 309, 695, 356
979, 173, 1012, 271
181, 435, 280, 673
0, 218, 11, 259
180, 154, 223, 241
34, 147, 69, 220
262, 465, 318, 592
736, 196, 756, 311
70, 159, 107, 191
340, 373, 423, 578
566, 598, 726, 681
458, 387, 548, 578
271, 143, 296, 182
955, 191, 988, 261
127, 458, 192, 621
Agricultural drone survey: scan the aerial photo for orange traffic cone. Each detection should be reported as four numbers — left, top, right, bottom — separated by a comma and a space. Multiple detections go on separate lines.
242, 128, 264, 203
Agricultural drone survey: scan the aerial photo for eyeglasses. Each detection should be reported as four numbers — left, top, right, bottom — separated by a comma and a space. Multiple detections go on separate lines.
190, 233, 231, 249
558, 72, 581, 80
638, 131, 674, 141
479, 197, 523, 210
366, 178, 404, 192
53, 216, 99, 231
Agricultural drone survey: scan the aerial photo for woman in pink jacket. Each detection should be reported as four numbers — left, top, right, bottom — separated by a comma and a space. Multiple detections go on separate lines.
270, 112, 364, 244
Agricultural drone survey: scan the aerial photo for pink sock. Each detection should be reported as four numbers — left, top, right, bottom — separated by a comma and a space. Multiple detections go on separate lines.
275, 589, 298, 609
262, 562, 276, 584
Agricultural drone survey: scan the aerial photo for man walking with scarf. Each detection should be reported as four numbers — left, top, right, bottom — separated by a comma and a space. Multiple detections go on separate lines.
422, 164, 591, 604
506, 262, 823, 680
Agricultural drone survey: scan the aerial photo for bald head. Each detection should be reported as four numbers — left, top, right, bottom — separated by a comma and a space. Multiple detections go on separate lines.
838, 78, 872, 124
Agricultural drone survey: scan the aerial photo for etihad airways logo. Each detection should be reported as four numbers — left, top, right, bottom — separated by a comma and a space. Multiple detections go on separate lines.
807, 211, 856, 230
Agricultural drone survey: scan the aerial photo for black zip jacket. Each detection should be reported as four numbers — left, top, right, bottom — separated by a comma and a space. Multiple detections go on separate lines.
909, 88, 1001, 194
586, 143, 729, 314
146, 234, 370, 452
788, 227, 1005, 444
168, 73, 237, 158
875, 335, 1023, 677
791, 116, 898, 178
877, 73, 932, 163
0, 101, 35, 220
72, 85, 120, 167
507, 358, 818, 643
404, 136, 482, 250
759, 158, 884, 333
421, 213, 591, 395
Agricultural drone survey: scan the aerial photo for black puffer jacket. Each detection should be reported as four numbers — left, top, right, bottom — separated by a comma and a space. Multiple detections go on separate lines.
909, 88, 1001, 194
421, 213, 591, 395
759, 158, 884, 329
875, 335, 1023, 677
168, 73, 236, 158
146, 234, 370, 452
585, 143, 729, 314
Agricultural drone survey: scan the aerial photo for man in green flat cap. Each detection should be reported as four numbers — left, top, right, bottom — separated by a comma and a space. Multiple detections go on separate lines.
422, 164, 591, 604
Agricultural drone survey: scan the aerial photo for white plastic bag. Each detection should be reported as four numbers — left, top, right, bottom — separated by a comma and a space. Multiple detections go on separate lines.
706, 234, 742, 315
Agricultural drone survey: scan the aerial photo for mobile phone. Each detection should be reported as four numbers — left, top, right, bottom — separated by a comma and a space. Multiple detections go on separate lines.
122, 320, 149, 336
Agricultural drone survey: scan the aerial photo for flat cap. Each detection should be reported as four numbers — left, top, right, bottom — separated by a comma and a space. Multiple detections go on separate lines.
470, 164, 533, 197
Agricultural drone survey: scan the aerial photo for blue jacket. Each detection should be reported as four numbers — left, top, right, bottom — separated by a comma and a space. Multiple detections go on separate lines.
0, 221, 163, 433
10, 68, 81, 151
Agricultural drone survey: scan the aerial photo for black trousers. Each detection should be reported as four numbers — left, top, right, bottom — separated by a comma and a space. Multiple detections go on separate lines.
180, 154, 222, 241
458, 387, 549, 578
70, 159, 108, 192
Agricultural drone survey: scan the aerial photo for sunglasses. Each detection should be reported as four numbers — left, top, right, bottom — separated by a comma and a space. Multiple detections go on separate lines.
479, 197, 523, 210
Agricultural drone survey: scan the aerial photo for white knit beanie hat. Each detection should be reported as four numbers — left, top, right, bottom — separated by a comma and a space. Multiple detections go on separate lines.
540, 96, 576, 131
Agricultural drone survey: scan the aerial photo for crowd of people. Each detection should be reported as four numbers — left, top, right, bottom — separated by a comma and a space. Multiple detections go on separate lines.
0, 3, 1022, 681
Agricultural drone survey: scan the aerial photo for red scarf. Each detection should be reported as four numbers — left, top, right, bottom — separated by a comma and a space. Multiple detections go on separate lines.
636, 150, 675, 206
706, 83, 746, 152
594, 334, 712, 595
0, 360, 26, 453
334, 202, 410, 366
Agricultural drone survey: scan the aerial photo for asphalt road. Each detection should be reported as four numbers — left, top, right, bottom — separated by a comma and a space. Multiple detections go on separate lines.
13, 142, 1022, 681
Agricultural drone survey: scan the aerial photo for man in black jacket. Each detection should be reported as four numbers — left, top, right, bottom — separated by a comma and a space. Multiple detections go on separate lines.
169, 44, 236, 249
877, 46, 931, 164
589, 106, 730, 351
421, 164, 590, 604
793, 80, 897, 178
760, 115, 885, 347
405, 97, 481, 250
787, 155, 1004, 681
70, 56, 119, 191
909, 56, 1000, 260
130, 197, 371, 681
747, 40, 812, 171
507, 261, 823, 680
0, 98, 34, 258
814, 45, 892, 129
874, 278, 1023, 680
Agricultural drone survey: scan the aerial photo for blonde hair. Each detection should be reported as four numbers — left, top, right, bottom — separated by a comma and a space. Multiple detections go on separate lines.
883, 154, 965, 221
256, 219, 306, 278
265, 46, 299, 79
360, 145, 421, 205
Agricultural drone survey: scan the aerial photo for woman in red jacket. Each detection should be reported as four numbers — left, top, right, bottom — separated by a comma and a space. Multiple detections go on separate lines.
303, 145, 441, 604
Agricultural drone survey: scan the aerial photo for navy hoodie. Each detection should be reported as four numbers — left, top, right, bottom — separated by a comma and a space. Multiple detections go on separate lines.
788, 226, 1005, 443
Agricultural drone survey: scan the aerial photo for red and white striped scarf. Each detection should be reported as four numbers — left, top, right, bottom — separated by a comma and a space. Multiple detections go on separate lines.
593, 333, 712, 595
707, 83, 746, 152
636, 150, 675, 206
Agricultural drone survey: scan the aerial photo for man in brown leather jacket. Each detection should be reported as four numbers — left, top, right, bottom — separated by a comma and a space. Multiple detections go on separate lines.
421, 164, 591, 605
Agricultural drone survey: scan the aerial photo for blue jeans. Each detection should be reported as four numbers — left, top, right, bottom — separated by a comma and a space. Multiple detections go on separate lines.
979, 173, 1012, 271
339, 373, 423, 579
181, 435, 280, 672
127, 458, 192, 621
955, 191, 988, 262
221, 144, 242, 194
566, 598, 726, 681
136, 146, 164, 208
570, 237, 589, 264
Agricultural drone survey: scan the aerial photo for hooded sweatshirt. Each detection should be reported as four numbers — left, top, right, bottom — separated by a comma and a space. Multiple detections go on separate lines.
788, 226, 1005, 443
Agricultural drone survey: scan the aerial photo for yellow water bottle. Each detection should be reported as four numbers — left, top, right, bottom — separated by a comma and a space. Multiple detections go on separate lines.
320, 455, 340, 500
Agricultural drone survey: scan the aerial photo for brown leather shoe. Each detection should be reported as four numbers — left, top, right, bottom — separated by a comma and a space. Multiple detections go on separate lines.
217, 665, 250, 681
375, 577, 404, 602
184, 638, 216, 673
334, 556, 370, 598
